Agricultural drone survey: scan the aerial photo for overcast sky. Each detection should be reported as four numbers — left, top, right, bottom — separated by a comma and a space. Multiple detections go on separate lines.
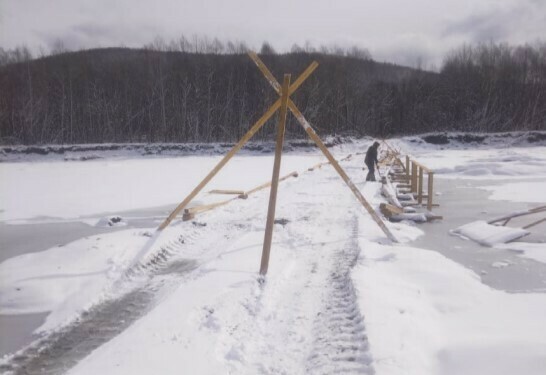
1, 0, 545, 68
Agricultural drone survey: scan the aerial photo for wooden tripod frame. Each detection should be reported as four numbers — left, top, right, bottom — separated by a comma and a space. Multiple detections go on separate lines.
157, 52, 398, 276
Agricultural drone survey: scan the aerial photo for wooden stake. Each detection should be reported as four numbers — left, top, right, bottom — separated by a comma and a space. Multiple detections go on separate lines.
523, 217, 546, 229
157, 62, 317, 231
427, 172, 434, 211
290, 102, 398, 242
418, 167, 424, 204
411, 161, 417, 193
260, 74, 291, 275
248, 52, 397, 243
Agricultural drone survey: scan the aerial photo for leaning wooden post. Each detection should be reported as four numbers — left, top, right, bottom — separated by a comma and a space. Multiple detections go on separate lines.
405, 155, 410, 179
248, 51, 397, 243
157, 62, 317, 231
260, 74, 291, 276
418, 167, 424, 204
427, 172, 434, 211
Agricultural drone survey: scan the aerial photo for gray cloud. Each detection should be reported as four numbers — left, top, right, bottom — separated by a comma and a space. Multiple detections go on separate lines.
443, 13, 511, 43
1, 0, 545, 68
442, 1, 545, 44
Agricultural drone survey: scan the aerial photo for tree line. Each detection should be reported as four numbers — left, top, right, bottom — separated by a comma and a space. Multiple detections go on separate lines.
0, 39, 544, 145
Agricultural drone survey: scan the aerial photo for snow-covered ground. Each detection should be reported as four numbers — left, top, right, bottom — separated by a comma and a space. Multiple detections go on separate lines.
1, 133, 546, 374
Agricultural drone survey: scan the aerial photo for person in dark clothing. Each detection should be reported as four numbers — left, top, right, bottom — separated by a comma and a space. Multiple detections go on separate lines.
365, 141, 380, 181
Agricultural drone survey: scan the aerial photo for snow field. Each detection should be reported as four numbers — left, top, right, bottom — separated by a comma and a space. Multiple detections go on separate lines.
1, 137, 546, 374
354, 236, 546, 375
0, 154, 324, 222
64, 157, 376, 374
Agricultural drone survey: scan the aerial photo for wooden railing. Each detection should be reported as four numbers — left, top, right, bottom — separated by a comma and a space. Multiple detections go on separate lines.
405, 155, 435, 211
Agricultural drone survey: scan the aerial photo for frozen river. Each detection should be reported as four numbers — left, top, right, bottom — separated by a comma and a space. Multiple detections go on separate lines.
413, 177, 546, 292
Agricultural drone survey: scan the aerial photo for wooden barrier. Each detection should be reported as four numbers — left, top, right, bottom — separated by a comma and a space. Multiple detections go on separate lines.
157, 61, 318, 231
156, 52, 400, 278
403, 156, 437, 211
182, 171, 299, 221
249, 52, 398, 243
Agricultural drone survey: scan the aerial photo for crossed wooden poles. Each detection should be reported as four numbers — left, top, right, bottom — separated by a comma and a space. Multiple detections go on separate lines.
157, 52, 397, 275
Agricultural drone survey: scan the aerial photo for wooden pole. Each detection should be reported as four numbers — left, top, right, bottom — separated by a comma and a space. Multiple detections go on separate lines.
406, 156, 410, 179
157, 62, 317, 231
411, 160, 417, 193
260, 74, 291, 275
289, 102, 398, 242
248, 51, 397, 243
522, 217, 546, 230
427, 172, 434, 211
418, 167, 424, 204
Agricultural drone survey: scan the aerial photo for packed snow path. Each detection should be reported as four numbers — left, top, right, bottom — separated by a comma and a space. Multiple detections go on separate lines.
307, 217, 372, 373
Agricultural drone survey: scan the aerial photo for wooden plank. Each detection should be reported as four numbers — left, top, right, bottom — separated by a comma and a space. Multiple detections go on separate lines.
260, 74, 291, 276
410, 159, 433, 173
245, 171, 298, 195
209, 189, 246, 195
380, 203, 404, 218
157, 61, 317, 231
184, 199, 233, 214
181, 171, 298, 220
488, 206, 546, 225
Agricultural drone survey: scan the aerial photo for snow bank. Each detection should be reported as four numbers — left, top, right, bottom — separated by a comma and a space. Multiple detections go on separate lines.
353, 238, 546, 375
451, 220, 529, 246
0, 225, 184, 332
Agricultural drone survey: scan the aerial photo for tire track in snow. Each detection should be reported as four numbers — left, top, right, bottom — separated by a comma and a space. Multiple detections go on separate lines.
307, 216, 373, 374
0, 223, 226, 375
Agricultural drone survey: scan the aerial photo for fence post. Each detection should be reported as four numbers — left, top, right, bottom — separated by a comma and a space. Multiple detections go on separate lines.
260, 74, 291, 276
418, 167, 424, 204
411, 160, 417, 193
427, 172, 434, 211
406, 156, 410, 179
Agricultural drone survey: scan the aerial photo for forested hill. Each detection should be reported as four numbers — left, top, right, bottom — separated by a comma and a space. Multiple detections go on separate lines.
0, 44, 544, 145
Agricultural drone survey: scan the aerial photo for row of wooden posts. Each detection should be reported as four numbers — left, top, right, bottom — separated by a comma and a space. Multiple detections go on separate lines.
405, 155, 435, 211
